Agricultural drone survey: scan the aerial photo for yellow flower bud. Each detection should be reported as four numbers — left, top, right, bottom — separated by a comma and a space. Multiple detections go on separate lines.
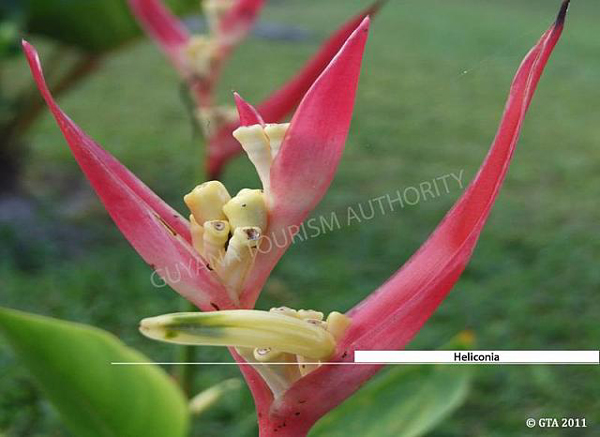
184, 181, 231, 224
222, 189, 267, 232
221, 227, 261, 293
189, 215, 204, 255
326, 311, 352, 341
141, 307, 351, 399
203, 220, 230, 270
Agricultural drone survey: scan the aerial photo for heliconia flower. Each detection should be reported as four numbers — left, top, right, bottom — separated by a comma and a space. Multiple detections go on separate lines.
128, 0, 386, 179
128, 0, 266, 104
21, 17, 371, 312
138, 2, 571, 435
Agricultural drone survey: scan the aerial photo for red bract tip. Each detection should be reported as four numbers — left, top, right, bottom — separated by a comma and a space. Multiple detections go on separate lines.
258, 2, 381, 122
234, 92, 265, 126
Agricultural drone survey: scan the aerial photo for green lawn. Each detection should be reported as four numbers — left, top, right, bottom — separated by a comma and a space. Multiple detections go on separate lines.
1, 0, 599, 435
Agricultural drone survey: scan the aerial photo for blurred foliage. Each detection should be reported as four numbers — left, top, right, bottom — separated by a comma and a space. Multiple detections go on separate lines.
311, 333, 474, 437
0, 18, 21, 59
189, 378, 244, 416
313, 365, 471, 437
1, 0, 198, 53
0, 0, 199, 193
0, 0, 22, 59
0, 307, 189, 437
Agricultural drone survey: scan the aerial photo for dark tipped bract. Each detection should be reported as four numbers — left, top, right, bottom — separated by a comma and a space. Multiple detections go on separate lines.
556, 0, 571, 26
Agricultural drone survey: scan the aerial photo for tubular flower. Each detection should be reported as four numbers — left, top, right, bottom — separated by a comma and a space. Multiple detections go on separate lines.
128, 0, 386, 178
22, 17, 371, 310
140, 307, 351, 397
138, 3, 571, 436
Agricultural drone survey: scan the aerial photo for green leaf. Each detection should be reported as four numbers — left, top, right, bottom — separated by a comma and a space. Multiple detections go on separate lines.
0, 307, 189, 437
21, 0, 198, 53
311, 336, 474, 437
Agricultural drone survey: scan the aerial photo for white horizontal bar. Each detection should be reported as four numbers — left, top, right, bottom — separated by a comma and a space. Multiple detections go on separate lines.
354, 351, 600, 364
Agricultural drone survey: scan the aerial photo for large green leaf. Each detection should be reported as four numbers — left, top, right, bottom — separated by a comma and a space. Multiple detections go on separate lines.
0, 307, 189, 437
311, 337, 474, 437
21, 0, 197, 53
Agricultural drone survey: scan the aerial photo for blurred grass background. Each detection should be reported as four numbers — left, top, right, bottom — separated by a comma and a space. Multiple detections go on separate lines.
1, 0, 599, 435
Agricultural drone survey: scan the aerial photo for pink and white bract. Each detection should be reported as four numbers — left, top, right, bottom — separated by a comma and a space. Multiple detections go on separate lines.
23, 1, 569, 435
128, 0, 385, 178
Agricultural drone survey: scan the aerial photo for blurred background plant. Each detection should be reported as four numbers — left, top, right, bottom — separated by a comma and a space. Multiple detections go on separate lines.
0, 0, 196, 195
1, 0, 599, 436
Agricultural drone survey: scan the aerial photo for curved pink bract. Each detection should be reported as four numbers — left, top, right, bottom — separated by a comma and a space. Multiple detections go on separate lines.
23, 41, 235, 312
238, 18, 371, 309
258, 0, 385, 123
346, 1, 570, 350
234, 92, 265, 126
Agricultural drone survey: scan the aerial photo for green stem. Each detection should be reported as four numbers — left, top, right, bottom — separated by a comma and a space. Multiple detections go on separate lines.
174, 299, 198, 397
